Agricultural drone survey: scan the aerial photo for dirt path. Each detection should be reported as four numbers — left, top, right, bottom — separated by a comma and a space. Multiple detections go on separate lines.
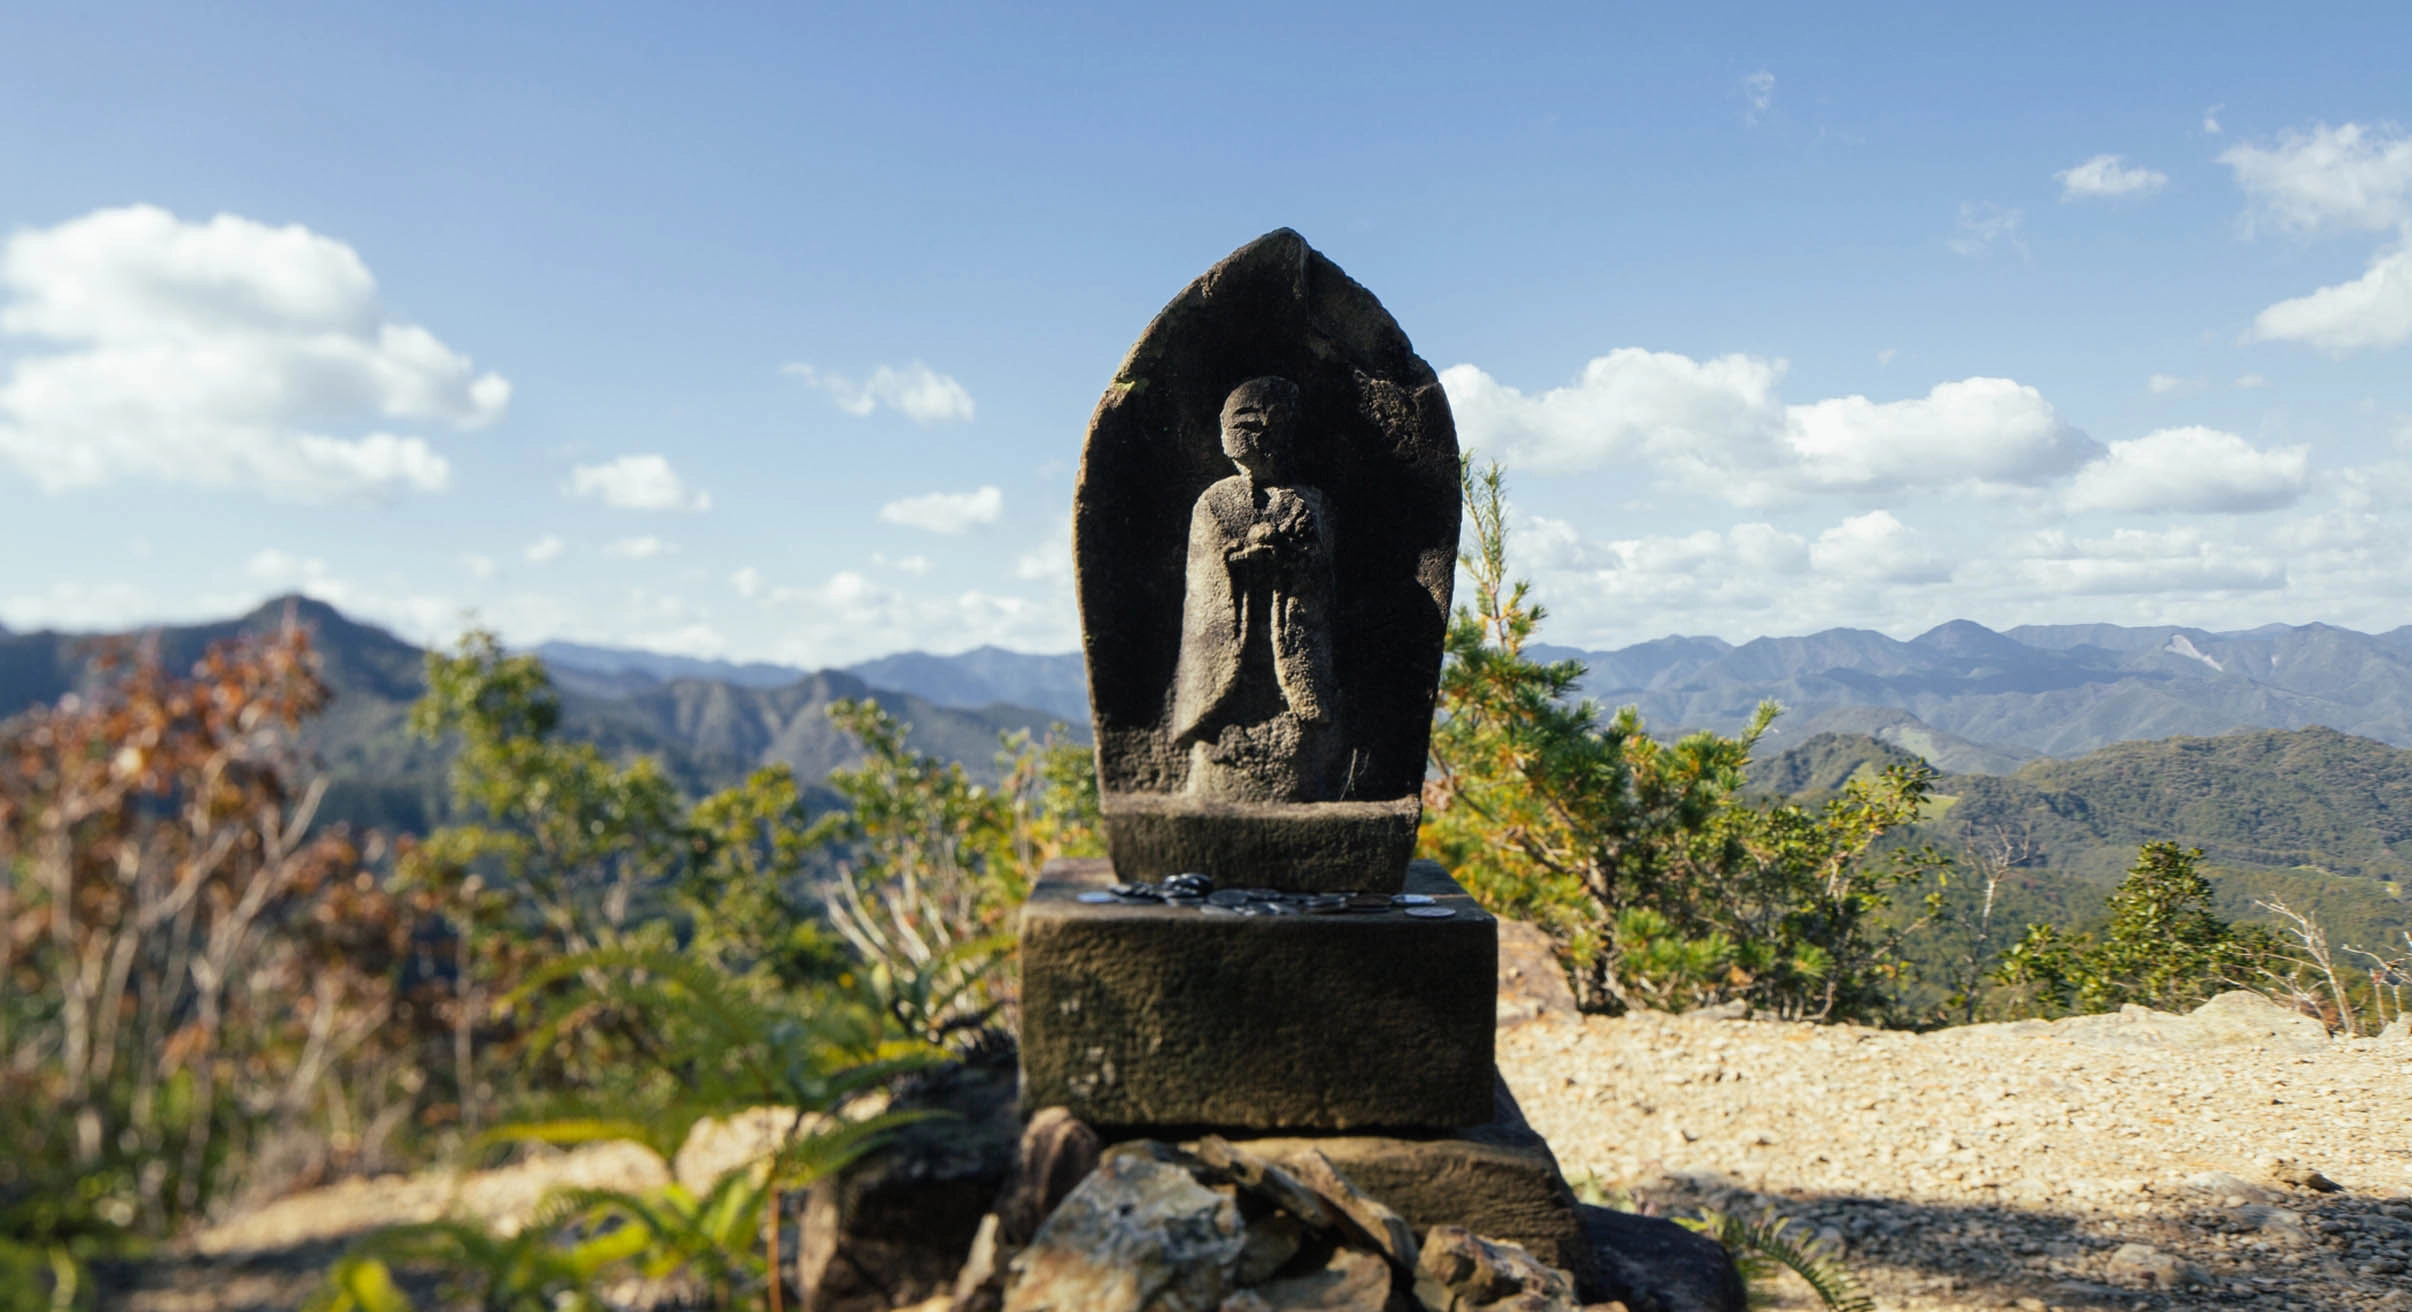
1499, 997, 2412, 1312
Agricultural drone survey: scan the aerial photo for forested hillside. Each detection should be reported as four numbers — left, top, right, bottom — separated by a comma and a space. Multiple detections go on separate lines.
0, 596, 1081, 834
1756, 728, 2412, 961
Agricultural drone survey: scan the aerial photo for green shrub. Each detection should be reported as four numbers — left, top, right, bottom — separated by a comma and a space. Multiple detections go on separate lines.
1995, 841, 2274, 1015
1420, 464, 1947, 1022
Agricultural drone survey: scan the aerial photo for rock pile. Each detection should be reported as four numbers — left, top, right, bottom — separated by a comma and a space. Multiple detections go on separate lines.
986, 1136, 1614, 1312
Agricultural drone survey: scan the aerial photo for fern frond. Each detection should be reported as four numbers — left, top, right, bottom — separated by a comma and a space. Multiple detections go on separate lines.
1682, 1209, 1872, 1312
764, 1108, 939, 1191
475, 1117, 665, 1160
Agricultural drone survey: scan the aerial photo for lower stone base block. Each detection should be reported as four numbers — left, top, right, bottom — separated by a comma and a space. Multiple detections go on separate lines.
1198, 1075, 1597, 1289
1018, 857, 1494, 1132
1098, 790, 1422, 893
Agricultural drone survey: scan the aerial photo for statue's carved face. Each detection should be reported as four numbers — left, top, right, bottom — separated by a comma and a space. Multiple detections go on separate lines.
1220, 378, 1299, 481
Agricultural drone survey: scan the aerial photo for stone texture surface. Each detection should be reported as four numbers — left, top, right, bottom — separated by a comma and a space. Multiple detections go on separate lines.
1414, 1225, 1583, 1311
1577, 1206, 1749, 1312
1019, 858, 1495, 1131
1000, 1150, 1248, 1312
1099, 791, 1420, 893
996, 1106, 1104, 1245
1248, 1245, 1397, 1309
1989, 987, 2333, 1054
797, 1060, 1019, 1312
1210, 1076, 1598, 1291
1077, 228, 1459, 890
1495, 916, 1579, 1028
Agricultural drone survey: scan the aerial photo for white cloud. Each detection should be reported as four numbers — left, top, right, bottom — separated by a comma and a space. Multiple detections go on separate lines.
782, 361, 975, 423
1875, 348, 1897, 366
602, 535, 674, 560
240, 549, 464, 639
1809, 511, 1952, 583
2249, 230, 2412, 351
1786, 379, 2095, 495
0, 205, 504, 499
760, 569, 1074, 666
0, 580, 164, 631
1740, 70, 1774, 125
878, 484, 1003, 533
2203, 105, 2223, 136
1947, 202, 2026, 258
874, 552, 934, 575
247, 548, 337, 586
2235, 373, 2268, 389
1526, 514, 1816, 586
461, 553, 497, 580
2221, 122, 2412, 237
1444, 354, 2095, 503
2063, 426, 2310, 514
1486, 509, 1972, 646
566, 454, 711, 511
1991, 526, 2286, 595
730, 566, 763, 598
638, 623, 727, 658
1441, 349, 1785, 477
2147, 373, 2190, 394
2057, 154, 2169, 201
1014, 546, 1067, 582
524, 534, 565, 564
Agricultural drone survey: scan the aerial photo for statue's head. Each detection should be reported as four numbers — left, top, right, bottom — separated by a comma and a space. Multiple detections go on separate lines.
1220, 376, 1300, 481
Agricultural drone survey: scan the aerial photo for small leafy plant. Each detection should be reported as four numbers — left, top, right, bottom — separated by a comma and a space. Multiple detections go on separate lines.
1681, 1209, 1874, 1312
308, 947, 943, 1312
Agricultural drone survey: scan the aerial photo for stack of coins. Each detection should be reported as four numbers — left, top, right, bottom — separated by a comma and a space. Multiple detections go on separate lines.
1071, 878, 1457, 919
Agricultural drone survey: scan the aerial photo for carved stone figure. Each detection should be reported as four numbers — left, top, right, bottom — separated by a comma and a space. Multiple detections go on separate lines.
1074, 229, 1459, 891
1171, 378, 1342, 803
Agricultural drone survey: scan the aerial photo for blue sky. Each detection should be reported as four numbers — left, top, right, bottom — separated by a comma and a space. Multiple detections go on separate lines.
7, 3, 2412, 663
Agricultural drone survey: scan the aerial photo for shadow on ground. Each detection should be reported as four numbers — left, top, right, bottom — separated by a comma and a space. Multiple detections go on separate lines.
1622, 1170, 2412, 1311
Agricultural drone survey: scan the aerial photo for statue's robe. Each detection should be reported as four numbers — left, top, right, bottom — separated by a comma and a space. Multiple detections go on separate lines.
1170, 475, 1340, 800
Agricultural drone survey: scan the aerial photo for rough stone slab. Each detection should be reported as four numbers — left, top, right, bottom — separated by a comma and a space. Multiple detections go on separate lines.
1201, 1076, 1599, 1293
1099, 791, 1419, 893
1018, 857, 1493, 1132
1578, 1204, 1749, 1312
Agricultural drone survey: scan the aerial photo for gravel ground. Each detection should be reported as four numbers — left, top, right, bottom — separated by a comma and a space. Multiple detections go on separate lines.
96, 990, 2412, 1312
1499, 1001, 2412, 1312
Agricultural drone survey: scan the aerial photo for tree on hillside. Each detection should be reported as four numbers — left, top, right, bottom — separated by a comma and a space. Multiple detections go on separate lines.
407, 632, 694, 956
807, 699, 1099, 1043
403, 636, 1102, 1128
1994, 841, 2273, 1016
1, 621, 435, 1285
1419, 464, 1948, 1022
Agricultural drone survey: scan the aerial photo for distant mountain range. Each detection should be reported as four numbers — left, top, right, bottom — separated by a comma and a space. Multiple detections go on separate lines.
1532, 617, 2412, 764
541, 616, 2412, 779
0, 598, 1077, 834
13, 599, 2412, 819
9, 600, 2409, 951
531, 640, 1092, 724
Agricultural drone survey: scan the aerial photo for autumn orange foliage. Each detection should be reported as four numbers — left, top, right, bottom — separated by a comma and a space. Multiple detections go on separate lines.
0, 613, 439, 1234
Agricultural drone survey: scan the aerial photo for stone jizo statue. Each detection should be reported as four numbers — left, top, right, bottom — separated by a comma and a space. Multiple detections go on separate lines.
1074, 228, 1459, 889
1171, 377, 1342, 803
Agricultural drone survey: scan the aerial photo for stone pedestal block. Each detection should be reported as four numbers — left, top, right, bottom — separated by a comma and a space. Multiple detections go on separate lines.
1018, 857, 1494, 1132
1199, 1075, 1598, 1290
1098, 791, 1420, 893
